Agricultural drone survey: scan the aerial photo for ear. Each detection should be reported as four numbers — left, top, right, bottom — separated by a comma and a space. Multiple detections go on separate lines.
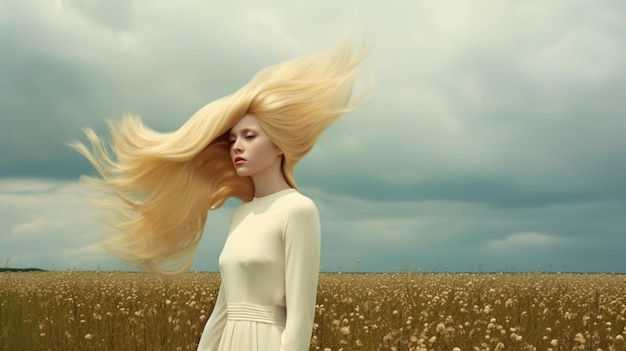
275, 146, 284, 157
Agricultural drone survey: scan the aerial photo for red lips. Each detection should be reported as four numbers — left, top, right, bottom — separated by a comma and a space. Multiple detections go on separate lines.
234, 156, 246, 165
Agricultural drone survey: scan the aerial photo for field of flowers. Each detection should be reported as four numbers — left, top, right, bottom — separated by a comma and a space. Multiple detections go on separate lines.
1, 271, 625, 351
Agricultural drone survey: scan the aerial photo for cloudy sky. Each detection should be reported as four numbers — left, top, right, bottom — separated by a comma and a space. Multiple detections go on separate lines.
1, 0, 625, 273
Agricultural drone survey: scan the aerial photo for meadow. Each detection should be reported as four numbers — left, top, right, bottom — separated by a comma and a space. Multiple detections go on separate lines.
1, 271, 625, 351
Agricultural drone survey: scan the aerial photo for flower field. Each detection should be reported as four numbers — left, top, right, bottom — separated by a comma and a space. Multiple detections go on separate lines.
1, 271, 625, 351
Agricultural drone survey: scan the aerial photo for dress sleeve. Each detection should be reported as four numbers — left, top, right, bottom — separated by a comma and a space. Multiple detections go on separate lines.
196, 280, 227, 351
279, 200, 321, 351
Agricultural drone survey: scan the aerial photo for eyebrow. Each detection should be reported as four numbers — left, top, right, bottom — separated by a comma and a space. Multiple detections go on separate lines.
229, 128, 255, 137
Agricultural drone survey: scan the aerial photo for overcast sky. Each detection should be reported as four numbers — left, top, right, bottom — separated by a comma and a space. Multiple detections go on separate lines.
1, 0, 625, 273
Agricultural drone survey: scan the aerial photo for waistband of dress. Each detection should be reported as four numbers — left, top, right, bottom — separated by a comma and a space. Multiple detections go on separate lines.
226, 302, 286, 326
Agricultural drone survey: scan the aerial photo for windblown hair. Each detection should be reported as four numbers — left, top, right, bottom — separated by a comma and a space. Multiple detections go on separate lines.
71, 40, 368, 276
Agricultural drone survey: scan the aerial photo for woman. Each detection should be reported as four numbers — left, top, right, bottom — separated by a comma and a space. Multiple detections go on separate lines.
72, 40, 368, 350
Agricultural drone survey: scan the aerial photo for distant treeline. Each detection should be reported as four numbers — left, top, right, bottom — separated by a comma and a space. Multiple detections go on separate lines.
0, 268, 47, 272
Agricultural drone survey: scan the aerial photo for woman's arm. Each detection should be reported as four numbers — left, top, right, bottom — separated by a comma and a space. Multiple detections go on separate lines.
280, 199, 321, 351
196, 281, 227, 351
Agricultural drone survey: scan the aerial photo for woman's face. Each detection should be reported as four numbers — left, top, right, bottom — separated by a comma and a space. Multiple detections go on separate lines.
229, 114, 283, 178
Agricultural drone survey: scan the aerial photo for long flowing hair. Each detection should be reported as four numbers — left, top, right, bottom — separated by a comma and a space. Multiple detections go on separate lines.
71, 40, 369, 276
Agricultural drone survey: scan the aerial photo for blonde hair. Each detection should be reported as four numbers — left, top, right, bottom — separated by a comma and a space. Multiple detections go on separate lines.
71, 40, 369, 276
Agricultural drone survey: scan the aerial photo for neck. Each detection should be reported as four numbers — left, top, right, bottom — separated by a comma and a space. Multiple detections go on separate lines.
251, 159, 291, 198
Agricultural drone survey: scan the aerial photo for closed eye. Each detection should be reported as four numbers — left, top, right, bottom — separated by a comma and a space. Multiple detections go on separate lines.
228, 134, 255, 145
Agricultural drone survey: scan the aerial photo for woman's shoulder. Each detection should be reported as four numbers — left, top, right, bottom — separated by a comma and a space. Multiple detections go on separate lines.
279, 190, 318, 212
275, 192, 320, 229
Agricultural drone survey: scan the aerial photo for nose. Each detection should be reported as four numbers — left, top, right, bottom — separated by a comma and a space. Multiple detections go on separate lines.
232, 138, 243, 154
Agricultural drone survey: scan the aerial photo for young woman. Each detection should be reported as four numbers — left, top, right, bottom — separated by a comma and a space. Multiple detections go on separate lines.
72, 41, 368, 350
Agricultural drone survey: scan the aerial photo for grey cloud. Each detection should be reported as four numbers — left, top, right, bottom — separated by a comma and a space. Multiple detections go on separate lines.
1, 1, 625, 273
68, 0, 134, 32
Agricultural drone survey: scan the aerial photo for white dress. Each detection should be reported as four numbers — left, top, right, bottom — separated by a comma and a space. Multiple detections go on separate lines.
197, 188, 321, 351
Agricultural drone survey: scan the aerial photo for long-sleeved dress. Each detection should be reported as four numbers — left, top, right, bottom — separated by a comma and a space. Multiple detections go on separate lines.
196, 188, 321, 351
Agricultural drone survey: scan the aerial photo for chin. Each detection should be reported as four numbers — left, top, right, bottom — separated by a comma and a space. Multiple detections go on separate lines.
235, 168, 253, 177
